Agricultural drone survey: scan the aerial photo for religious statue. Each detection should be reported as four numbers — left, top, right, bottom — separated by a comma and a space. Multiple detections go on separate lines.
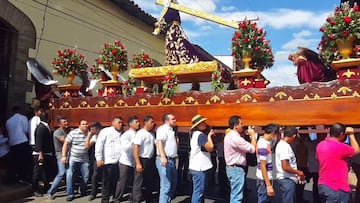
154, 0, 213, 65
288, 47, 336, 84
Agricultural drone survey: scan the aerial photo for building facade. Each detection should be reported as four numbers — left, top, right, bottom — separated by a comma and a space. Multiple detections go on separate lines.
0, 0, 165, 124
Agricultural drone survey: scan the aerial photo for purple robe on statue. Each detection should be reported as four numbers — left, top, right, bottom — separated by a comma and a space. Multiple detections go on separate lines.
297, 59, 326, 84
161, 8, 213, 65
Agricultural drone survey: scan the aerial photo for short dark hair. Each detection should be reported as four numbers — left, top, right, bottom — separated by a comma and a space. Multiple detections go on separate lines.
329, 123, 346, 137
113, 116, 123, 121
283, 126, 298, 137
128, 116, 138, 126
39, 112, 49, 122
11, 105, 20, 113
144, 115, 154, 123
162, 113, 172, 123
57, 116, 67, 124
229, 115, 241, 129
264, 123, 280, 134
91, 122, 102, 130
33, 106, 42, 113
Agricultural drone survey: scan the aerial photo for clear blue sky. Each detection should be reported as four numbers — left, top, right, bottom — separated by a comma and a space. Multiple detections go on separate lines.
133, 0, 340, 86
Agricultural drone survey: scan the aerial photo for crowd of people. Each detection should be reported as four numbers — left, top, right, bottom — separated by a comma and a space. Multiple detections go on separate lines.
0, 105, 360, 203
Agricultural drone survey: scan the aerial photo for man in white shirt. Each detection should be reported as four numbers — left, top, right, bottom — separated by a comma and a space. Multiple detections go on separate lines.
95, 117, 123, 203
113, 116, 140, 203
5, 105, 32, 183
275, 126, 305, 203
155, 113, 177, 203
133, 115, 156, 203
29, 106, 43, 148
256, 124, 279, 203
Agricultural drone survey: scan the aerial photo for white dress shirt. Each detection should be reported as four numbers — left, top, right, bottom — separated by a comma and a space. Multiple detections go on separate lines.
95, 126, 122, 165
156, 124, 177, 158
119, 129, 136, 167
133, 128, 155, 158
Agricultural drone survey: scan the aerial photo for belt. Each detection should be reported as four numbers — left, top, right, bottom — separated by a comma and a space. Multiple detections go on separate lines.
157, 156, 176, 160
228, 164, 246, 170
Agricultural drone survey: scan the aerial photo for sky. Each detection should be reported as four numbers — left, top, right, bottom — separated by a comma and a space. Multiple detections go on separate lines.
131, 0, 340, 87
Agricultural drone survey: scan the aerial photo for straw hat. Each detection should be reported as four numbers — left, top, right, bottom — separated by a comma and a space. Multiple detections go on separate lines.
191, 114, 208, 129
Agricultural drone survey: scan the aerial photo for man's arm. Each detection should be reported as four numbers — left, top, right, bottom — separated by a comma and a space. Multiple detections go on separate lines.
260, 160, 275, 196
94, 132, 105, 167
281, 159, 305, 180
134, 144, 142, 172
202, 130, 215, 152
85, 130, 95, 149
35, 124, 45, 161
61, 140, 69, 165
347, 127, 360, 154
156, 140, 167, 166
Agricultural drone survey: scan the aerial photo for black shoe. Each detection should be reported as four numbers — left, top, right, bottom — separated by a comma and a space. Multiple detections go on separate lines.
66, 196, 74, 201
33, 192, 43, 197
88, 194, 96, 201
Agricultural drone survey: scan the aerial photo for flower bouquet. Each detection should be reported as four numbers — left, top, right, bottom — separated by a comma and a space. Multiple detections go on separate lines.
52, 48, 88, 77
122, 76, 136, 96
231, 20, 274, 69
93, 39, 128, 80
131, 52, 155, 69
318, 2, 360, 64
162, 72, 178, 98
211, 69, 225, 92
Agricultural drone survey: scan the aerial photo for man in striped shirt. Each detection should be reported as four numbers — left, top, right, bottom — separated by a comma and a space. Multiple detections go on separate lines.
62, 120, 90, 201
256, 124, 279, 203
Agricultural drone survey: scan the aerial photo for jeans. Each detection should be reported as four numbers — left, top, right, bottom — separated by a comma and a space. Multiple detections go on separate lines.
256, 179, 271, 203
47, 158, 66, 195
226, 166, 245, 203
66, 161, 89, 198
190, 169, 207, 203
318, 184, 350, 203
278, 178, 296, 203
156, 157, 177, 203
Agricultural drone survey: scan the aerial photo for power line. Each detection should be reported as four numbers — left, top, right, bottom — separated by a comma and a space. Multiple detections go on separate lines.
35, 0, 49, 58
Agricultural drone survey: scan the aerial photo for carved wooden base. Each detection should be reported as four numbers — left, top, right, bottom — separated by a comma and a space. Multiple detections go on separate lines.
233, 69, 269, 89
57, 84, 81, 97
99, 81, 122, 97
332, 58, 360, 80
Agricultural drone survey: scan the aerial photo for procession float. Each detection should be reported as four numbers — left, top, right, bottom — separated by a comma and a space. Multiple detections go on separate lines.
40, 0, 360, 131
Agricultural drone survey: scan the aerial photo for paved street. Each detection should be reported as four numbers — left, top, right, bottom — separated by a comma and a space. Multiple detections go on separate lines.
10, 166, 318, 203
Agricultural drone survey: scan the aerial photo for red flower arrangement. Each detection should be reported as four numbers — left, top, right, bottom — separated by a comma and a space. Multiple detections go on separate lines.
93, 40, 128, 77
122, 76, 136, 96
52, 48, 88, 77
131, 52, 155, 69
162, 72, 178, 98
211, 69, 225, 92
231, 20, 274, 69
318, 2, 360, 64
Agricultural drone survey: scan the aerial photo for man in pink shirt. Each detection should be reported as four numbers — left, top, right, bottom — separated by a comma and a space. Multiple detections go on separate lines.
316, 123, 360, 203
224, 115, 256, 202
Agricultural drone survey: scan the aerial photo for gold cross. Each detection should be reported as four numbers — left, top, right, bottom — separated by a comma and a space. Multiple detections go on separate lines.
153, 0, 253, 35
